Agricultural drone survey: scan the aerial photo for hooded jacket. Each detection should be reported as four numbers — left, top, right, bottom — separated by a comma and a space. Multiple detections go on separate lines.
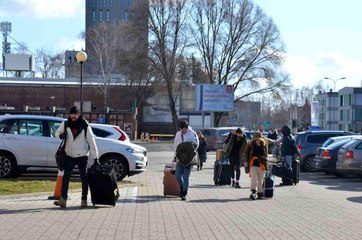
280, 125, 299, 156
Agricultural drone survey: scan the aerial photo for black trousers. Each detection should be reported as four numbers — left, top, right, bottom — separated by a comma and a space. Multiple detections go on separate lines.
229, 155, 242, 181
61, 155, 88, 200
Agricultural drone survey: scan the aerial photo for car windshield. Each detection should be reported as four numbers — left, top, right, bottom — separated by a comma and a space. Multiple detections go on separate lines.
327, 138, 351, 149
340, 139, 358, 149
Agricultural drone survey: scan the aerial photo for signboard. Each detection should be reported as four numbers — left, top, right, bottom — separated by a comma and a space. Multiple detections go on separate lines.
195, 84, 234, 112
124, 123, 132, 136
311, 101, 320, 128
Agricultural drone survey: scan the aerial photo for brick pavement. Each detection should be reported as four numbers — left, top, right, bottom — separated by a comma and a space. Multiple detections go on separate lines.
1, 150, 362, 240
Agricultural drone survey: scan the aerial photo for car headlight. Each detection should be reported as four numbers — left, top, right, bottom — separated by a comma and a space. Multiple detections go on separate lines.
126, 147, 145, 154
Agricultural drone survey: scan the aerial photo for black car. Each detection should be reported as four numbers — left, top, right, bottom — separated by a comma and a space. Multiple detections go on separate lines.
294, 130, 356, 172
313, 138, 352, 173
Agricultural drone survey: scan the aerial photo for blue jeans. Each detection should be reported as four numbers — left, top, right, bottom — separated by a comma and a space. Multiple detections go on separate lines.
284, 155, 293, 169
61, 156, 88, 200
175, 163, 192, 194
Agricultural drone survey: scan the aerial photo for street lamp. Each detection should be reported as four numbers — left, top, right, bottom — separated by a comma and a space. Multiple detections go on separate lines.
324, 77, 346, 92
76, 51, 87, 114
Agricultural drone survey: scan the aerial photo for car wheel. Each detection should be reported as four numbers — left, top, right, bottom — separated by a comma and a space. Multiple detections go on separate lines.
303, 156, 315, 172
0, 153, 17, 178
101, 155, 128, 181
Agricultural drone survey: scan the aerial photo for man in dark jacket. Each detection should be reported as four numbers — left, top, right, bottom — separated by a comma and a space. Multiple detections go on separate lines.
280, 125, 300, 185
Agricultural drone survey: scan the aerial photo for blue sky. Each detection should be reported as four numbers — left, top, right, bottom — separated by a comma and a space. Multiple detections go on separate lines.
1, 0, 362, 91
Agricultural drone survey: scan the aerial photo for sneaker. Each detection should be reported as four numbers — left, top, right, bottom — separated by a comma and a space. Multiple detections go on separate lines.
231, 180, 235, 187
234, 182, 241, 188
54, 197, 66, 208
81, 200, 88, 208
249, 193, 256, 200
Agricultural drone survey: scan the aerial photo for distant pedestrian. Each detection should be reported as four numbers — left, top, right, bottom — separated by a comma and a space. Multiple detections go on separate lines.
245, 131, 268, 200
174, 120, 199, 200
197, 131, 207, 171
53, 106, 99, 208
224, 128, 247, 188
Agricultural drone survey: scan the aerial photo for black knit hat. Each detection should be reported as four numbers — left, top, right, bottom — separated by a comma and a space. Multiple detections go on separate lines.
69, 106, 79, 114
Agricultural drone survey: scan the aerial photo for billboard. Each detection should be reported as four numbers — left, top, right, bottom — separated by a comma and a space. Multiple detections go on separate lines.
3, 54, 34, 71
195, 84, 234, 112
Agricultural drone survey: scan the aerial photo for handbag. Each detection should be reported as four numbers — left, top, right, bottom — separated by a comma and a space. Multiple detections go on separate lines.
55, 140, 66, 171
55, 121, 68, 171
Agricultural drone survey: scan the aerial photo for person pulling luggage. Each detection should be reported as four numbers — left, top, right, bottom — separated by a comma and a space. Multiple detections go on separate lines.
224, 128, 247, 188
53, 106, 99, 208
174, 120, 199, 201
280, 125, 300, 186
245, 131, 268, 200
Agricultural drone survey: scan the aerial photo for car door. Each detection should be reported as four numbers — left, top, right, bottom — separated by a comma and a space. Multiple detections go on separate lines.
2, 119, 48, 167
46, 120, 63, 167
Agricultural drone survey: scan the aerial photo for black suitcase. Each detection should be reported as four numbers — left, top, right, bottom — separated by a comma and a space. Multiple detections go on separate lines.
271, 161, 293, 179
87, 165, 120, 206
292, 159, 300, 185
214, 159, 231, 185
263, 172, 275, 198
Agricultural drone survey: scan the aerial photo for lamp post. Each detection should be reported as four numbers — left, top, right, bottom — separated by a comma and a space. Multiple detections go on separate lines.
76, 51, 87, 114
324, 77, 346, 92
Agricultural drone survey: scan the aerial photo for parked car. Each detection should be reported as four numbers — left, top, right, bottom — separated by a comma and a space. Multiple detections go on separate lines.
0, 115, 147, 180
90, 123, 130, 142
313, 138, 353, 174
200, 127, 239, 151
294, 130, 356, 172
336, 138, 362, 176
320, 135, 362, 149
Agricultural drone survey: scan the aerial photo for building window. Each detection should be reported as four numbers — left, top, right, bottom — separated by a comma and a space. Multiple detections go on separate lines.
128, 0, 132, 6
121, 0, 125, 8
103, 0, 106, 6
356, 109, 362, 121
110, 0, 113, 7
96, 0, 99, 6
92, 9, 96, 21
99, 9, 103, 21
125, 10, 128, 20
106, 9, 110, 21
89, 0, 92, 7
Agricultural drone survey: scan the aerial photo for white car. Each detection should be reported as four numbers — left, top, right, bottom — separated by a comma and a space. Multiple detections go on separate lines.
90, 123, 130, 142
0, 115, 147, 180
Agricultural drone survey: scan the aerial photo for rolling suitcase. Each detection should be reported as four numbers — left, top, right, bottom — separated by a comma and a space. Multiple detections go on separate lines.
263, 171, 275, 198
292, 159, 300, 185
214, 159, 231, 186
163, 163, 181, 197
87, 165, 120, 206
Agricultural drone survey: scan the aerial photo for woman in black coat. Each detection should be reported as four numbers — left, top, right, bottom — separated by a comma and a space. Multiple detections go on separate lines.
197, 131, 207, 170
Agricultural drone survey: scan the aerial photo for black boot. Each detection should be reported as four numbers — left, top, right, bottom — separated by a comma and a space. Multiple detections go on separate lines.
231, 180, 235, 187
181, 191, 187, 201
257, 192, 263, 200
234, 182, 241, 189
249, 189, 256, 200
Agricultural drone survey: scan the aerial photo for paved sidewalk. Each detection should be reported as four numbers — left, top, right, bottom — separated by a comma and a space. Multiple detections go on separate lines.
1, 151, 362, 240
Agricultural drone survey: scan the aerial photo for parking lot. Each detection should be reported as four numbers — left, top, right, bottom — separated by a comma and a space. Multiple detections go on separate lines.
1, 145, 362, 240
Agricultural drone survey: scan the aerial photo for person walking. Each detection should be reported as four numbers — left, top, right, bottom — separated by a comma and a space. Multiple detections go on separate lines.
224, 128, 247, 188
245, 131, 268, 200
197, 131, 207, 170
174, 120, 199, 201
53, 106, 99, 208
280, 125, 300, 186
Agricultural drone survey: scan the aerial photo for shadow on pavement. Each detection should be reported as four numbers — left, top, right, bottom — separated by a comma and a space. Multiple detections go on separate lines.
301, 171, 362, 192
346, 196, 362, 204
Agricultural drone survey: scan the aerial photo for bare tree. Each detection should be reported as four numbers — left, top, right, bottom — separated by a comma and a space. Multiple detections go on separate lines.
191, 0, 290, 126
148, 0, 191, 131
36, 49, 64, 78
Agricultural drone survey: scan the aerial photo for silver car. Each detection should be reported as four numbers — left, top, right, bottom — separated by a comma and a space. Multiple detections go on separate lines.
336, 138, 362, 176
0, 115, 147, 180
